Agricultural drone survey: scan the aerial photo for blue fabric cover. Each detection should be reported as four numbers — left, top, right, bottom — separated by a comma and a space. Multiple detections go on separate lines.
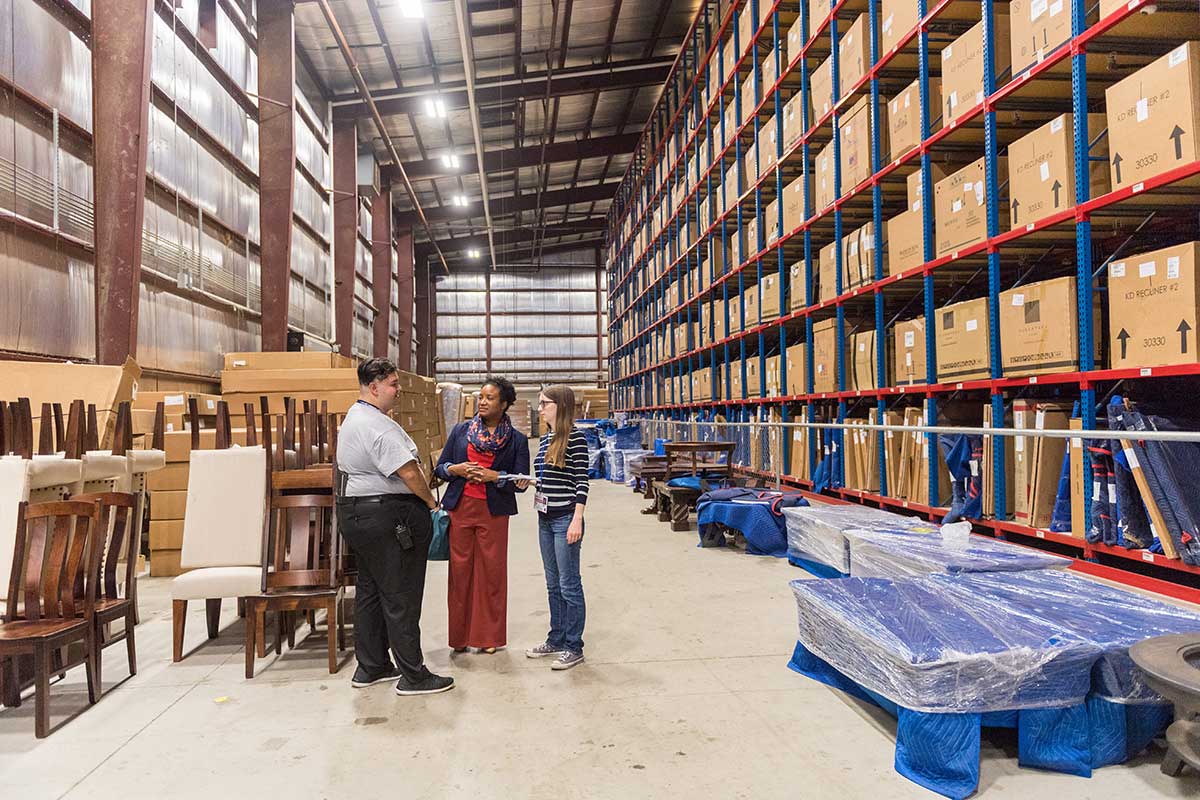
786, 554, 847, 578
847, 528, 1071, 577
695, 491, 808, 557
666, 475, 704, 490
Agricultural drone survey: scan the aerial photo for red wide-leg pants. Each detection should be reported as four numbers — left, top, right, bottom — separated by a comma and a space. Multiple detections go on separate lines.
447, 495, 509, 649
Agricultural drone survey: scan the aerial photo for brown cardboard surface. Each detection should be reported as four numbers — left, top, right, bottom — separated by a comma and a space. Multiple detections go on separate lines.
1, 357, 141, 447
851, 329, 885, 390
999, 276, 1081, 377
150, 549, 185, 578
786, 342, 807, 395
893, 317, 928, 385
1069, 418, 1085, 538
783, 172, 806, 233
1107, 241, 1200, 368
742, 279, 761, 327
941, 15, 1011, 123
784, 92, 804, 148
789, 261, 808, 310
936, 297, 991, 382
132, 390, 189, 412
1105, 42, 1200, 190
839, 96, 876, 194
888, 77, 942, 158
760, 270, 783, 320
810, 56, 834, 121
1029, 404, 1072, 529
787, 15, 804, 67
222, 391, 362, 416
147, 462, 190, 492
881, 0, 921, 54
221, 368, 359, 394
934, 156, 1008, 257
1008, 113, 1109, 228
150, 519, 185, 551
887, 209, 925, 275
150, 490, 188, 521
818, 241, 838, 303
809, 0, 831, 34
812, 318, 841, 393
1010, 0, 1072, 76
838, 15, 871, 96
222, 352, 354, 371
815, 141, 835, 210
906, 163, 948, 212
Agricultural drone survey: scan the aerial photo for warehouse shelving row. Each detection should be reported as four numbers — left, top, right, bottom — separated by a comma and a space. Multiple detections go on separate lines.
604, 0, 1200, 591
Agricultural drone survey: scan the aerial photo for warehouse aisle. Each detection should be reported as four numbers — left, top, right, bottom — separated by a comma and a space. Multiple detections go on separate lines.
1, 479, 1196, 799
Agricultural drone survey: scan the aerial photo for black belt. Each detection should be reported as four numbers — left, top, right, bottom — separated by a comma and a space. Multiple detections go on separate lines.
339, 494, 422, 505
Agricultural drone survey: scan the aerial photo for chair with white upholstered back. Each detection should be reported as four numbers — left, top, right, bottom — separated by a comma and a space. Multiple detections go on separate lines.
169, 443, 268, 662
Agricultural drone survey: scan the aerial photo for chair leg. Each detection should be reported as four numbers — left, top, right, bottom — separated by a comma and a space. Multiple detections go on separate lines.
89, 627, 101, 702
275, 612, 284, 655
244, 601, 256, 679
326, 600, 338, 674
337, 598, 346, 651
125, 609, 138, 677
205, 598, 221, 639
1, 656, 18, 707
33, 644, 49, 739
287, 613, 297, 649
256, 607, 268, 658
237, 597, 246, 618
172, 599, 187, 662
308, 609, 317, 635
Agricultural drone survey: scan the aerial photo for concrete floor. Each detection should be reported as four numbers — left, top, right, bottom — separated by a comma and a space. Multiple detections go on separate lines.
2, 479, 1196, 799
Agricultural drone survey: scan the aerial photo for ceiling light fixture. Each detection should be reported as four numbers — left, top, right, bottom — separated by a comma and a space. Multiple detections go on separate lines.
454, 194, 468, 207
467, 248, 481, 259
397, 0, 424, 20
441, 154, 460, 169
424, 97, 446, 118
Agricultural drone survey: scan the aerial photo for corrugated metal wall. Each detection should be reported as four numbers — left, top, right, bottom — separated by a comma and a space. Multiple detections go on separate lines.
0, 0, 334, 382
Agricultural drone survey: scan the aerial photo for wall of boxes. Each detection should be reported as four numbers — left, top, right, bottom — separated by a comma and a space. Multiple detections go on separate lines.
604, 0, 1200, 592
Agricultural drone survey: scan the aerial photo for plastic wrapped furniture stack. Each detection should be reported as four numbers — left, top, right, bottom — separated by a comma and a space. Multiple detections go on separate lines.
788, 568, 1200, 798
781, 503, 1070, 578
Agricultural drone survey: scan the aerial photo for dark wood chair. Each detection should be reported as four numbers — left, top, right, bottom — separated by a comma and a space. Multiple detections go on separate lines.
654, 442, 737, 531
629, 454, 668, 502
71, 491, 138, 690
0, 500, 102, 737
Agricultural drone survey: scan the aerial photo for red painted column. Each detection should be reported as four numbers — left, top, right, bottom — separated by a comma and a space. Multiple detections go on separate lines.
371, 188, 392, 357
395, 227, 415, 370
91, 0, 155, 364
414, 246, 431, 376
257, 0, 296, 352
332, 119, 358, 358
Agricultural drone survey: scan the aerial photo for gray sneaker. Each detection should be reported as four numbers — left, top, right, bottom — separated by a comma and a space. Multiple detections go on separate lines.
526, 642, 565, 659
551, 651, 585, 671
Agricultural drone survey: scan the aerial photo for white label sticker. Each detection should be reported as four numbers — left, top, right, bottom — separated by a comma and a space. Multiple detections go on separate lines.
1031, 0, 1048, 18
949, 90, 958, 108
165, 422, 175, 432
891, 100, 899, 114
905, 92, 911, 108
952, 198, 963, 213
1136, 98, 1149, 122
969, 459, 979, 477
904, 331, 916, 348
1092, 482, 1101, 501
1012, 293, 1025, 306
1016, 436, 1025, 453
1170, 44, 1188, 68
1051, 115, 1064, 134
1049, 0, 1063, 16
206, 399, 216, 410
1126, 449, 1140, 469
794, 431, 803, 441
976, 90, 984, 105
1036, 410, 1046, 429
850, 241, 858, 256
1111, 262, 1126, 278
976, 184, 984, 205
906, 352, 913, 366
945, 45, 953, 59
964, 182, 974, 194
966, 318, 979, 332
1039, 162, 1051, 182
164, 394, 185, 406
233, 359, 247, 367
859, 342, 866, 352
1168, 257, 1181, 279
1109, 484, 1119, 503
1143, 550, 1155, 563
1139, 261, 1157, 278
1072, 437, 1082, 449
883, 14, 893, 33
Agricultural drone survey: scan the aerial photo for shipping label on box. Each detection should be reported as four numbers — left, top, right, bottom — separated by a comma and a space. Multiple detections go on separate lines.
889, 77, 942, 158
940, 15, 1011, 123
936, 297, 991, 382
1105, 42, 1200, 190
1008, 113, 1110, 228
999, 276, 1081, 377
893, 317, 928, 385
1010, 0, 1071, 77
1108, 241, 1200, 368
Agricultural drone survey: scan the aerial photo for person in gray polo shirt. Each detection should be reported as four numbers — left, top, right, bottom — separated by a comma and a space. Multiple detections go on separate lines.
336, 358, 453, 695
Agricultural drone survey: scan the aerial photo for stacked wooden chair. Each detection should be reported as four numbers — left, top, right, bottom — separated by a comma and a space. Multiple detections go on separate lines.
653, 442, 737, 532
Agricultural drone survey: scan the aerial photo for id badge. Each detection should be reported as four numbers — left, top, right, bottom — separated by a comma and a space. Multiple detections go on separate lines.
534, 491, 548, 513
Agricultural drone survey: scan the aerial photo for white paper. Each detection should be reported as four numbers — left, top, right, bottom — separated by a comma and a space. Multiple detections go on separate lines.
1036, 410, 1046, 429
1050, 0, 1063, 15
164, 394, 185, 406
1031, 0, 1048, 19
952, 198, 963, 213
883, 14, 893, 33
1109, 484, 1118, 503
1039, 162, 1051, 182
906, 352, 913, 366
1051, 115, 1064, 134
1168, 257, 1181, 279
1012, 293, 1025, 306
966, 319, 978, 332
949, 90, 958, 108
1139, 261, 1157, 278
1015, 436, 1025, 453
1126, 449, 1141, 469
1171, 44, 1188, 68
963, 182, 974, 194
904, 92, 911, 108
1136, 98, 1149, 122
904, 331, 915, 347
1111, 261, 1126, 278
975, 184, 984, 206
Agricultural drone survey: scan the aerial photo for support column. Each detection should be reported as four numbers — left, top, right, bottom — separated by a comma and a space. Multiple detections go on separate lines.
91, 0, 154, 365
414, 246, 432, 376
257, 0, 296, 352
332, 118, 358, 357
395, 227, 415, 371
371, 187, 392, 357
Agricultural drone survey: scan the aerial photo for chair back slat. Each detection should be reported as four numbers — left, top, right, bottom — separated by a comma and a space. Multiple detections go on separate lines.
151, 402, 166, 450
85, 404, 100, 452
215, 401, 232, 449
53, 403, 66, 451
38, 403, 55, 455
244, 403, 258, 447
111, 402, 132, 456
264, 494, 337, 592
11, 398, 34, 458
65, 400, 85, 459
8, 501, 100, 623
74, 492, 137, 602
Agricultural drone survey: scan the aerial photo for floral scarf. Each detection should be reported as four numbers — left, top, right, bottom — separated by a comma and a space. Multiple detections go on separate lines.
466, 413, 513, 454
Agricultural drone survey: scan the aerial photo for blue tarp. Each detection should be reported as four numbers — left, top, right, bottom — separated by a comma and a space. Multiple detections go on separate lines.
695, 491, 808, 558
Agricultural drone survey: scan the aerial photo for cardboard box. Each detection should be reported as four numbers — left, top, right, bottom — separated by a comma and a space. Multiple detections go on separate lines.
147, 462, 190, 492
150, 519, 185, 551
845, 220, 886, 288
222, 352, 354, 371
934, 156, 1008, 257
150, 489, 188, 521
132, 390, 189, 413
906, 163, 948, 212
150, 549, 184, 578
789, 261, 808, 310
888, 77, 943, 158
838, 15, 871, 97
786, 342, 807, 395
810, 56, 834, 121
818, 241, 839, 302
881, 0, 921, 54
783, 172, 806, 233
221, 368, 359, 394
221, 391, 361, 416
764, 198, 780, 245
887, 208, 925, 276
760, 270, 783, 320
1105, 42, 1200, 190
1010, 0, 1072, 77
839, 96, 879, 194
809, 0, 832, 37
815, 141, 835, 210
893, 317, 928, 385
812, 318, 841, 393
1008, 113, 1110, 228
764, 355, 782, 397
1107, 241, 1200, 368
936, 297, 991, 382
999, 276, 1081, 377
786, 15, 804, 67
742, 279, 761, 327
851, 329, 889, 390
941, 15, 1011, 123
1069, 418, 1085, 538
1, 357, 141, 448
783, 92, 805, 148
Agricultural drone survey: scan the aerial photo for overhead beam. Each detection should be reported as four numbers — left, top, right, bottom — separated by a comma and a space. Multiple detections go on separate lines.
394, 182, 619, 226
331, 58, 673, 120
434, 219, 607, 254
381, 133, 640, 183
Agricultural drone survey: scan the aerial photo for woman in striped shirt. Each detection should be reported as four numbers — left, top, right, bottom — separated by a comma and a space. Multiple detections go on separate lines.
525, 384, 590, 670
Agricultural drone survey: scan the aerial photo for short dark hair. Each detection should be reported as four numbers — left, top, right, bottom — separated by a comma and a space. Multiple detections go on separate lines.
482, 375, 517, 411
358, 357, 398, 386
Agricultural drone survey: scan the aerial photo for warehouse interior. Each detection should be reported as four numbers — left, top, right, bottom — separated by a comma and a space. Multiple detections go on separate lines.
6, 0, 1200, 797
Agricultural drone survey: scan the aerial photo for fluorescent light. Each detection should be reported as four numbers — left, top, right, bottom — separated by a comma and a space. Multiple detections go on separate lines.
424, 97, 446, 118
398, 0, 424, 19
454, 194, 468, 207
441, 154, 460, 169
467, 249, 480, 259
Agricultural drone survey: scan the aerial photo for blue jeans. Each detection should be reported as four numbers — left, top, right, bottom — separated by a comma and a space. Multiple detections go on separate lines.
538, 512, 585, 654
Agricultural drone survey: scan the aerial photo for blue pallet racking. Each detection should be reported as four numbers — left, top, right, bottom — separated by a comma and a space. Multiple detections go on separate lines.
603, 1, 1200, 600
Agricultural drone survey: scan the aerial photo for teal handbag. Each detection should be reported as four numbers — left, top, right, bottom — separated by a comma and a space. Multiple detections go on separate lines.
429, 502, 450, 561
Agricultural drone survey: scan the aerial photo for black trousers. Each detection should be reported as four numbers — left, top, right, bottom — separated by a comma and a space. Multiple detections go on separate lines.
337, 495, 433, 682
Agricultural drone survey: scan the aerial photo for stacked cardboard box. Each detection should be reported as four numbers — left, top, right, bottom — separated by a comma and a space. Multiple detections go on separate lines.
936, 296, 991, 383
1008, 114, 1109, 228
1, 357, 141, 448
893, 317, 928, 386
1107, 241, 1200, 369
1012, 401, 1072, 529
573, 388, 609, 419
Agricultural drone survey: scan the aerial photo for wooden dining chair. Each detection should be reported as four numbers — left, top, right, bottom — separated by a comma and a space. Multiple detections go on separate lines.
0, 499, 102, 737
71, 491, 139, 689
655, 441, 737, 531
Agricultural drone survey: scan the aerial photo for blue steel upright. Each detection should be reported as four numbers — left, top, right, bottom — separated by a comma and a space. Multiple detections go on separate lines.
983, 0, 1005, 517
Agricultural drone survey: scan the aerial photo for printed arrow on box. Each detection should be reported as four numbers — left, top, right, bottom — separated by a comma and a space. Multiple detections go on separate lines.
1051, 180, 1062, 208
1171, 125, 1186, 160
1179, 319, 1192, 354
1117, 328, 1130, 360
1011, 197, 1020, 223
1112, 152, 1123, 184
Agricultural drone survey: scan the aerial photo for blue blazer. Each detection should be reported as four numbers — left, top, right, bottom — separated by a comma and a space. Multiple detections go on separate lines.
434, 421, 530, 516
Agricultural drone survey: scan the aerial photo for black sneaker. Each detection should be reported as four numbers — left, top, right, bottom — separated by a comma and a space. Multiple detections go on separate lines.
350, 665, 402, 688
395, 672, 455, 696
551, 651, 585, 671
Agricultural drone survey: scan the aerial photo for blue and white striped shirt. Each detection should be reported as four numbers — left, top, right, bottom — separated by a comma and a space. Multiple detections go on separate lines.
534, 428, 590, 515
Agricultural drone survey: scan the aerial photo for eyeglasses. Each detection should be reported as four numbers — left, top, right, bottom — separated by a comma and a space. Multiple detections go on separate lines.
537, 400, 554, 408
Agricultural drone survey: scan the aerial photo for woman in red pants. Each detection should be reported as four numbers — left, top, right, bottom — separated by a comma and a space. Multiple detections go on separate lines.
434, 377, 530, 653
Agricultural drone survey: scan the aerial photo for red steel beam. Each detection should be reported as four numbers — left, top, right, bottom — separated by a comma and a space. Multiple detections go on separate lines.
396, 227, 415, 371
92, 0, 155, 365
371, 187, 392, 357
332, 118, 358, 358
414, 249, 432, 376
257, 0, 296, 352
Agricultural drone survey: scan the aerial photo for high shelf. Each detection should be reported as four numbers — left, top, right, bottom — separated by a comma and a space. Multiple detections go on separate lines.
603, 0, 1200, 601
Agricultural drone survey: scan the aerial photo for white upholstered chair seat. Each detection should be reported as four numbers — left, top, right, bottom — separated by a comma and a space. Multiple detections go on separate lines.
126, 449, 167, 474
25, 454, 83, 489
82, 450, 129, 481
170, 567, 262, 600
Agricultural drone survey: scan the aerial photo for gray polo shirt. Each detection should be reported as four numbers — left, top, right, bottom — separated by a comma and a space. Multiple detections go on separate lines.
337, 400, 421, 497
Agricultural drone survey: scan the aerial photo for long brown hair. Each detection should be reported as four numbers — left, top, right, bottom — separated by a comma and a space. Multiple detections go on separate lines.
542, 384, 576, 467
